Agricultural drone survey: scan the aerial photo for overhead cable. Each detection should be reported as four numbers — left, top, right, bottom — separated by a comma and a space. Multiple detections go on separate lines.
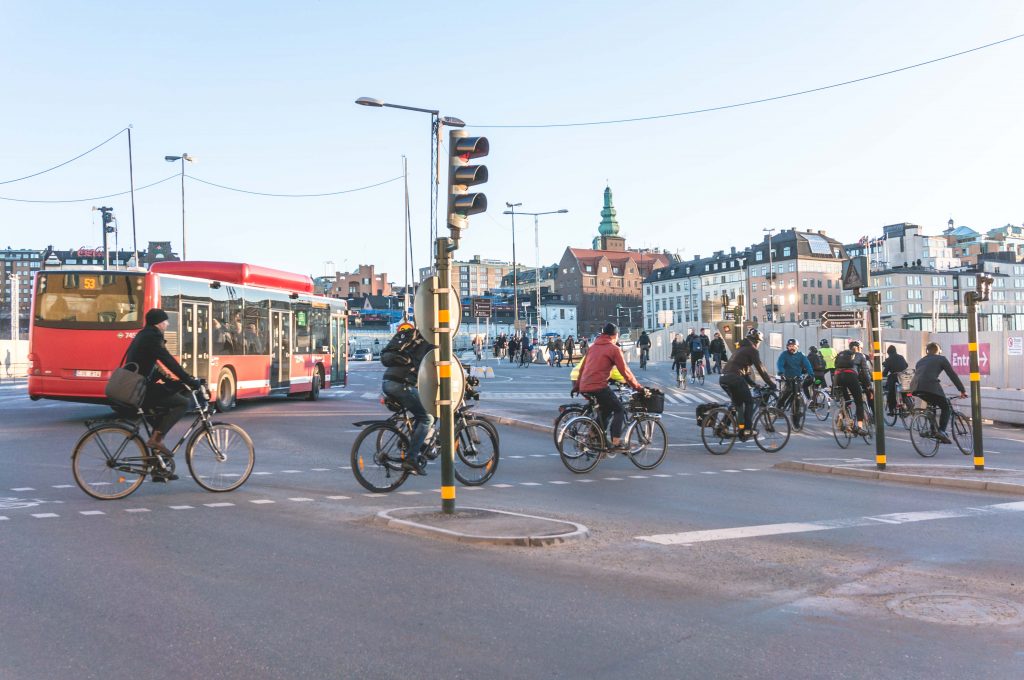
0, 128, 129, 184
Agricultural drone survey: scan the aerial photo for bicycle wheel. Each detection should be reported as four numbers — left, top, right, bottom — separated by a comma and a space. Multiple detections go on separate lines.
898, 395, 915, 429
909, 412, 939, 458
351, 423, 410, 492
832, 407, 852, 449
951, 412, 973, 456
454, 418, 499, 485
552, 405, 586, 449
557, 416, 603, 473
700, 407, 736, 455
626, 417, 668, 469
754, 406, 790, 453
697, 366, 705, 386
186, 422, 255, 492
72, 424, 148, 500
791, 396, 806, 432
883, 397, 898, 427
811, 391, 831, 421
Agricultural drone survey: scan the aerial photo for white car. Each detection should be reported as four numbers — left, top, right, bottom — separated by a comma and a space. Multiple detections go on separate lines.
353, 348, 373, 361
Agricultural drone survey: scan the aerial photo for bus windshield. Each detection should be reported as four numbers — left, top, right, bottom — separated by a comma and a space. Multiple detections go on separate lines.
34, 272, 146, 330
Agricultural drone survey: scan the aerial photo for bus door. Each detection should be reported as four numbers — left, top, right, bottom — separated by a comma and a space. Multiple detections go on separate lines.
179, 300, 212, 382
330, 313, 346, 385
270, 309, 292, 389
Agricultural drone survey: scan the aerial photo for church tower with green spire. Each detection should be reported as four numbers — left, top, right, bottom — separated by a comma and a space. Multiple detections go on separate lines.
593, 185, 627, 251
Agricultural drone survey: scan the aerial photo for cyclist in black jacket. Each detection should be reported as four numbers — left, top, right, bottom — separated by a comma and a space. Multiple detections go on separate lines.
719, 329, 776, 440
123, 308, 201, 476
881, 345, 909, 416
381, 321, 436, 474
833, 341, 871, 436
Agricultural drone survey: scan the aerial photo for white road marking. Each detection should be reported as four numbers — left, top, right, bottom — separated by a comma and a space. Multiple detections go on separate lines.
32, 513, 59, 518
204, 502, 234, 508
0, 516, 7, 521
548, 481, 570, 485
79, 510, 105, 516
652, 474, 673, 478
397, 491, 421, 495
169, 505, 194, 510
252, 471, 273, 476
603, 477, 623, 481
699, 471, 717, 475
722, 469, 741, 473
529, 454, 546, 458
577, 479, 595, 483
667, 443, 705, 447
520, 482, 541, 486
280, 470, 302, 474
12, 487, 35, 491
508, 455, 524, 459
311, 468, 330, 472
250, 499, 275, 504
491, 484, 514, 488
629, 475, 648, 479
638, 500, 1024, 546
52, 484, 73, 489
326, 495, 350, 500
289, 497, 314, 502
124, 508, 150, 513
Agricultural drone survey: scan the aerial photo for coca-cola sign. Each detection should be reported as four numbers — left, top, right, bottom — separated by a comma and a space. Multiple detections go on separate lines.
77, 247, 104, 258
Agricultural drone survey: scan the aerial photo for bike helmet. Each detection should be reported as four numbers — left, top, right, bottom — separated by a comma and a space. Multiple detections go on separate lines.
747, 328, 763, 344
786, 338, 798, 347
849, 340, 861, 350
819, 339, 830, 348
397, 321, 414, 332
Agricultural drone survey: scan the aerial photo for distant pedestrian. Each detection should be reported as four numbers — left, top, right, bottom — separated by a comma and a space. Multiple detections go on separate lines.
579, 337, 589, 356
700, 328, 712, 374
4, 349, 11, 379
554, 336, 564, 367
546, 336, 557, 366
565, 336, 576, 366
709, 332, 727, 373
507, 336, 519, 364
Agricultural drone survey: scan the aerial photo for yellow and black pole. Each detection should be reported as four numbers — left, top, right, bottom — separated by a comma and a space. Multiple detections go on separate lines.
434, 238, 457, 513
964, 274, 992, 471
867, 291, 886, 470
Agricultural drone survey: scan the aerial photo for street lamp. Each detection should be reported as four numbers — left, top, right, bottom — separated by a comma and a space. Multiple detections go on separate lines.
165, 153, 194, 260
512, 209, 569, 338
355, 97, 465, 254
503, 203, 522, 333
763, 227, 775, 322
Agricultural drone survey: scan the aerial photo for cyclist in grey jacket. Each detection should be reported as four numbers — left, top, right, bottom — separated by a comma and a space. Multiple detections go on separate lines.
911, 343, 967, 443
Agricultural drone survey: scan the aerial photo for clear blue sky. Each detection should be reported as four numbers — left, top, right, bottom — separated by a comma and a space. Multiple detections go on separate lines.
2, 1, 1022, 282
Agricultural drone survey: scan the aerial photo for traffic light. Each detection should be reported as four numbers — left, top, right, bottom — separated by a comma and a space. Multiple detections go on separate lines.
447, 129, 488, 233
98, 206, 115, 233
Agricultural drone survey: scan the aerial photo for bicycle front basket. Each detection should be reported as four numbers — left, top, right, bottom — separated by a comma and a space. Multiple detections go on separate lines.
633, 388, 665, 414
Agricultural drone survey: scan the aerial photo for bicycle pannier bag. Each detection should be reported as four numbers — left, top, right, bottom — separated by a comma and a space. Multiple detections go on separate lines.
696, 402, 724, 424
633, 388, 665, 414
105, 361, 147, 408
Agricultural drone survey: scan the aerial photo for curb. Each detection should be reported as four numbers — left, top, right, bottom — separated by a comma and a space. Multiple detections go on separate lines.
477, 412, 553, 435
374, 506, 590, 547
774, 461, 1024, 495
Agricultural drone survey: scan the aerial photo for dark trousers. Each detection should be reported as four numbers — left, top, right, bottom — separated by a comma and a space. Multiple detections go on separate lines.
915, 391, 952, 431
836, 371, 865, 421
383, 379, 434, 455
719, 373, 753, 429
690, 352, 704, 373
588, 387, 626, 439
143, 383, 189, 435
885, 375, 899, 414
713, 353, 723, 373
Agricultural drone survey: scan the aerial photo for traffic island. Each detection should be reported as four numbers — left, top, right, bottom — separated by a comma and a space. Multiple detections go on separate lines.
775, 461, 1024, 495
375, 506, 590, 546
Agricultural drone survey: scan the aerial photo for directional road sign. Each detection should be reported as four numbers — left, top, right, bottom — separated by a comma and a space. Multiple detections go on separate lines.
471, 297, 492, 318
820, 310, 864, 329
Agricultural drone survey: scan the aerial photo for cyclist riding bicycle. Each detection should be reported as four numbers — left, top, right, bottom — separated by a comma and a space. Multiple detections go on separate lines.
776, 338, 813, 401
833, 340, 871, 436
882, 345, 909, 416
910, 342, 967, 444
380, 320, 436, 475
670, 332, 689, 380
687, 331, 705, 381
719, 329, 776, 441
572, 323, 645, 452
819, 339, 836, 386
807, 346, 828, 395
123, 308, 202, 480
637, 331, 652, 368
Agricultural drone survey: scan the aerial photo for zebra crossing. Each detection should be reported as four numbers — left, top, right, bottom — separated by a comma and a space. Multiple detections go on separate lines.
345, 385, 723, 406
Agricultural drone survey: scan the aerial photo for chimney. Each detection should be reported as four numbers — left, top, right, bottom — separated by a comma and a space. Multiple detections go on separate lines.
730, 246, 736, 255
818, 230, 826, 236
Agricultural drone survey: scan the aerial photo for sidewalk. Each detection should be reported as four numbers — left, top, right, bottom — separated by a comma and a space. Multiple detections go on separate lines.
776, 460, 1024, 495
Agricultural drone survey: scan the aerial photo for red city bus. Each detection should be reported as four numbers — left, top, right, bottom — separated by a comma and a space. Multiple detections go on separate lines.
28, 261, 348, 410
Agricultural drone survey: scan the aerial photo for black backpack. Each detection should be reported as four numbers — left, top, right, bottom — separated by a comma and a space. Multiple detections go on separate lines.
834, 350, 855, 369
690, 337, 704, 353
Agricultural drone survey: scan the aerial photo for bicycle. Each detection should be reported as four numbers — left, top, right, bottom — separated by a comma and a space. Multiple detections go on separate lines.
883, 370, 916, 429
691, 358, 705, 386
699, 384, 790, 455
555, 388, 667, 473
674, 360, 687, 390
639, 347, 649, 370
807, 378, 832, 421
351, 378, 499, 492
776, 375, 808, 432
831, 387, 873, 449
552, 381, 632, 448
909, 395, 973, 458
71, 382, 255, 500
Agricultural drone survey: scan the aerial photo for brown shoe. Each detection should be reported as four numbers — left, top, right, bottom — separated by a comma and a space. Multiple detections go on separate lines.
146, 431, 173, 456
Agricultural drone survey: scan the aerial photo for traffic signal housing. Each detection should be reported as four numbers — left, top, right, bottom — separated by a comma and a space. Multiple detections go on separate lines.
447, 129, 488, 234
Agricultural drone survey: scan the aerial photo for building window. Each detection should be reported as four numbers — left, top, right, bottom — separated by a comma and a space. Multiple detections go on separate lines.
783, 247, 791, 257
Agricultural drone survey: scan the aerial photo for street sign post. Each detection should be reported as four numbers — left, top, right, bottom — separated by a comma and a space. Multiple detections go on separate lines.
820, 310, 865, 329
471, 297, 492, 318
413, 276, 462, 334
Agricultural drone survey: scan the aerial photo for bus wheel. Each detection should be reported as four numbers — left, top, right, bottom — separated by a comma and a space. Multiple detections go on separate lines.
216, 369, 236, 411
305, 369, 322, 401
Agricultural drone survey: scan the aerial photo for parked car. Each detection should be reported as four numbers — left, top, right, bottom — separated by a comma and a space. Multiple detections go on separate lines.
353, 348, 373, 361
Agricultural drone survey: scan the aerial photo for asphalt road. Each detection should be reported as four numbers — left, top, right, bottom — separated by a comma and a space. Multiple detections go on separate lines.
2, 363, 1023, 679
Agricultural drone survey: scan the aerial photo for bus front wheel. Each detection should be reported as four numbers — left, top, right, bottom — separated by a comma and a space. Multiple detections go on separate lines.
216, 369, 236, 412
305, 368, 322, 401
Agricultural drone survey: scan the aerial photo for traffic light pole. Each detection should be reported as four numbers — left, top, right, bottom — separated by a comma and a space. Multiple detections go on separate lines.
435, 237, 457, 513
856, 290, 886, 470
965, 289, 985, 471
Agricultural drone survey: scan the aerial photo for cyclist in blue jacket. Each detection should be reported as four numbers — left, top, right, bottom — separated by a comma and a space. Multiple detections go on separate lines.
776, 338, 813, 406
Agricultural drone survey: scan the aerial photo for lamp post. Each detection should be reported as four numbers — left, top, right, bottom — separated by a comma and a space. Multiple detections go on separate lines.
511, 209, 568, 338
355, 97, 465, 260
763, 227, 775, 322
503, 202, 522, 333
165, 153, 194, 260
